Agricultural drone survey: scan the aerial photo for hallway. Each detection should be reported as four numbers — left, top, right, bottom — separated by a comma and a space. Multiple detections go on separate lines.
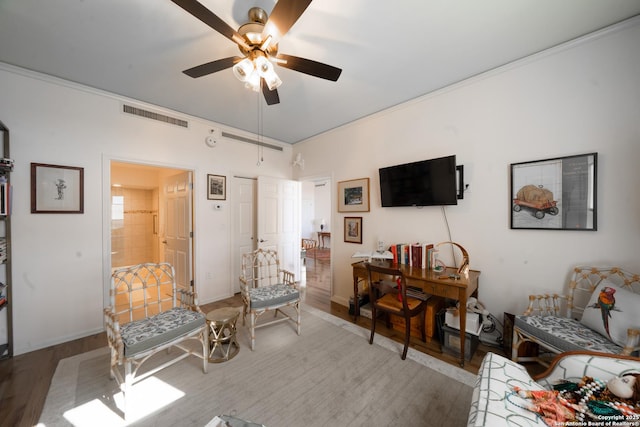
299, 247, 332, 312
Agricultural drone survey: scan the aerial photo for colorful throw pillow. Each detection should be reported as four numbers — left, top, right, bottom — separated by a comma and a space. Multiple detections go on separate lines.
580, 280, 640, 348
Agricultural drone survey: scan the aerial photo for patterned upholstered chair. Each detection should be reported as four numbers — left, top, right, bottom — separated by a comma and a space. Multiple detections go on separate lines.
468, 351, 640, 426
512, 266, 640, 366
240, 249, 301, 350
104, 263, 208, 418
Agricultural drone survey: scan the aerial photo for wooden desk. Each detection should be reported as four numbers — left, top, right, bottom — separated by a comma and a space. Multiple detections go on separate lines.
352, 260, 480, 367
318, 231, 331, 248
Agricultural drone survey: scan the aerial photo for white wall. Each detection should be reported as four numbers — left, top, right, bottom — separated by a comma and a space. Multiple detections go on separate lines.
293, 19, 640, 319
314, 180, 331, 238
300, 178, 331, 244
0, 65, 293, 355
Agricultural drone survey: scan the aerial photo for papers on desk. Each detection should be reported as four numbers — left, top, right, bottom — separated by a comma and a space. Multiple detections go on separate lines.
351, 251, 394, 260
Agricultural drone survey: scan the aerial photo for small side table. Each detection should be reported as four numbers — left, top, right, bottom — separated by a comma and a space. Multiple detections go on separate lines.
206, 308, 240, 363
318, 231, 330, 248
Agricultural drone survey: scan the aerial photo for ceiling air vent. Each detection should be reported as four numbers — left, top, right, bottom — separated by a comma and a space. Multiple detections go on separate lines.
221, 131, 283, 152
122, 104, 188, 128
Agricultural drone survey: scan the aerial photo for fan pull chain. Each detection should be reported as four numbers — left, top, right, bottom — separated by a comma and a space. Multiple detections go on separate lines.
256, 89, 264, 166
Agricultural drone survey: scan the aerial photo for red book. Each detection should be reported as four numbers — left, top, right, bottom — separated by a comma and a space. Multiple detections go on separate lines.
390, 245, 398, 264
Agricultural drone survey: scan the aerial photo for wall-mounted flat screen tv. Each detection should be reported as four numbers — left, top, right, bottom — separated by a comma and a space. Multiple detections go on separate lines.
379, 155, 459, 207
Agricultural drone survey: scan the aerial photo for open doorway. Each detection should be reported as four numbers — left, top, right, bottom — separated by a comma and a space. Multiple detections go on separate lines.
110, 161, 194, 290
300, 177, 331, 298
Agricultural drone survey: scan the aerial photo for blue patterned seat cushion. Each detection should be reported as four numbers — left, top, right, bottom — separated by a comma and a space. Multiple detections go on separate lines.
121, 307, 205, 356
514, 315, 622, 354
249, 283, 300, 309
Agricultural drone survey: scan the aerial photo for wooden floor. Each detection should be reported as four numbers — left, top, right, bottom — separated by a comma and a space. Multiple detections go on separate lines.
0, 255, 525, 426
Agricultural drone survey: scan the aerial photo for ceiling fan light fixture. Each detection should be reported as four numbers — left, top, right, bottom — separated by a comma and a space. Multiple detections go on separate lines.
245, 70, 261, 92
254, 55, 271, 74
232, 52, 281, 92
263, 69, 282, 91
232, 58, 254, 82
253, 55, 281, 90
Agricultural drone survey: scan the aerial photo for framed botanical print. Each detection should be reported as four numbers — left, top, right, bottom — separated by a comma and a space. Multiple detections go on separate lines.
510, 153, 597, 230
207, 174, 226, 200
31, 163, 84, 213
344, 216, 362, 244
338, 178, 370, 212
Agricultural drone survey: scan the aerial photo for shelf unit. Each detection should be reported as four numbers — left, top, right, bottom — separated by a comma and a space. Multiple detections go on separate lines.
0, 120, 12, 359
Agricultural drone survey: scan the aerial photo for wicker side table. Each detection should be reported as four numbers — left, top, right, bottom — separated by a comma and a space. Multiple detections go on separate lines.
206, 308, 240, 363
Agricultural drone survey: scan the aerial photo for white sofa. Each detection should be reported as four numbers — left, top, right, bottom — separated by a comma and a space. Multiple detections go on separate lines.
467, 351, 640, 426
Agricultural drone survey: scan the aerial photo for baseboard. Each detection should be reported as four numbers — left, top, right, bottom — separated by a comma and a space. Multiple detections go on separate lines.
14, 326, 104, 356
330, 294, 349, 307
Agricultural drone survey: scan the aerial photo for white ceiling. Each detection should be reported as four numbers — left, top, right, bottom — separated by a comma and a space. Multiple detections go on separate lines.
1, 0, 639, 144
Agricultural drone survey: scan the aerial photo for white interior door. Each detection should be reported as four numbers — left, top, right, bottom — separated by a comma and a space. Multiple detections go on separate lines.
232, 177, 256, 293
257, 176, 301, 278
161, 171, 193, 290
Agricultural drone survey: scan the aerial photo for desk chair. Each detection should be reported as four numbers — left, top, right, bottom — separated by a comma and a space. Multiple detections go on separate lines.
366, 262, 428, 360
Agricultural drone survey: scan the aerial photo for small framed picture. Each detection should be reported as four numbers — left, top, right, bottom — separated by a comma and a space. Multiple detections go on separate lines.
344, 216, 363, 244
338, 178, 370, 212
207, 174, 226, 200
31, 163, 84, 213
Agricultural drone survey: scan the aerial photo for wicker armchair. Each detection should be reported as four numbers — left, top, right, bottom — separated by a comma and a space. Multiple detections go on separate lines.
240, 249, 300, 350
513, 266, 640, 366
104, 263, 208, 419
301, 238, 317, 264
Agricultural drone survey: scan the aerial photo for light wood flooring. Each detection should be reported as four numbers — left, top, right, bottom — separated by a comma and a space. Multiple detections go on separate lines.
0, 254, 528, 427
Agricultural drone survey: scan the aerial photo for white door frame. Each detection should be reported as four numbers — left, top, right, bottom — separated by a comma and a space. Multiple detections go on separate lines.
298, 171, 334, 294
101, 155, 195, 308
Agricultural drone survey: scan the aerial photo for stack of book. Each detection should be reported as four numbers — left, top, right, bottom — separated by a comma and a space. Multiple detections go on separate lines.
388, 242, 442, 270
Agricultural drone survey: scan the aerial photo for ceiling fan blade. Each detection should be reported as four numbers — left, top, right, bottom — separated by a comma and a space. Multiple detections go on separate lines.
171, 0, 242, 43
261, 79, 280, 105
183, 57, 240, 78
263, 0, 312, 41
276, 54, 342, 81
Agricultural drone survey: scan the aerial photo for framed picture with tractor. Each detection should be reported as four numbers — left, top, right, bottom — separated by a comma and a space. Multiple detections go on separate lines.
510, 153, 597, 230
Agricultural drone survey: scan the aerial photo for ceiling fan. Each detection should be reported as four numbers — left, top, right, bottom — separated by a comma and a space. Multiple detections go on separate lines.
170, 0, 342, 105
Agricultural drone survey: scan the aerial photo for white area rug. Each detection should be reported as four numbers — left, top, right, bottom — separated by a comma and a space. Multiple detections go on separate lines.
38, 305, 475, 427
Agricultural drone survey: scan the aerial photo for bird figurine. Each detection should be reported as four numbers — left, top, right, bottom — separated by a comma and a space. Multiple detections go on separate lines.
589, 286, 617, 337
